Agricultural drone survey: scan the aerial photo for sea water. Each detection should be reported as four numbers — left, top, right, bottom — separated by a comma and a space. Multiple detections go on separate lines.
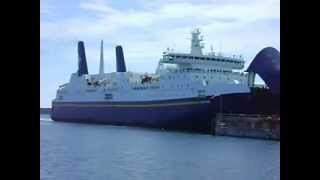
40, 114, 279, 180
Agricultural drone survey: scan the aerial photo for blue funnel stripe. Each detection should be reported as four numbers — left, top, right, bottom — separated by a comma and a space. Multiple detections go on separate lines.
116, 46, 127, 72
77, 41, 89, 76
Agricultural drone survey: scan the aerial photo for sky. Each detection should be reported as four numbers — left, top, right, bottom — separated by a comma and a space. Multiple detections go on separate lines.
40, 0, 280, 108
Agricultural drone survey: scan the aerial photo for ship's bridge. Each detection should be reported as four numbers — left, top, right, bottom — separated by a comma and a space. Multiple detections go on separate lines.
159, 52, 245, 70
158, 28, 245, 71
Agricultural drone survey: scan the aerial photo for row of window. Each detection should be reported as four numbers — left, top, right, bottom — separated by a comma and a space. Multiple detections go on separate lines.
132, 84, 192, 89
182, 68, 232, 73
167, 69, 233, 74
132, 86, 160, 90
164, 55, 243, 64
166, 73, 241, 79
166, 74, 243, 82
194, 75, 234, 80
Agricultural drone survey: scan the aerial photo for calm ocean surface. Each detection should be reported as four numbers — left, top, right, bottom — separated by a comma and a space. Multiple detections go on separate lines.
40, 114, 280, 180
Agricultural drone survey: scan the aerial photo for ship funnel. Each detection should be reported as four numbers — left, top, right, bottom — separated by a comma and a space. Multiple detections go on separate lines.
77, 41, 89, 76
115, 45, 127, 72
99, 40, 104, 74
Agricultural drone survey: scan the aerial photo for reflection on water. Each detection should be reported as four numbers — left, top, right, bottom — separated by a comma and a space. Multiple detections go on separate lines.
40, 115, 279, 180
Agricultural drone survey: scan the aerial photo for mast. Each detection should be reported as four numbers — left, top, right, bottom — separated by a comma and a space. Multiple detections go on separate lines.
99, 40, 104, 75
190, 28, 204, 55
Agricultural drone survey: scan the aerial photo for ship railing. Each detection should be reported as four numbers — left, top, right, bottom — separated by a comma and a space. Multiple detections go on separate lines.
211, 53, 243, 61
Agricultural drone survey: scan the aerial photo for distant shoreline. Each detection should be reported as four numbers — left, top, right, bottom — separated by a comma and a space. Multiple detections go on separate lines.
40, 108, 51, 114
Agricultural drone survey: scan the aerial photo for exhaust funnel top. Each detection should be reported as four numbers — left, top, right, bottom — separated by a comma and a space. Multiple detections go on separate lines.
116, 45, 127, 72
77, 41, 89, 76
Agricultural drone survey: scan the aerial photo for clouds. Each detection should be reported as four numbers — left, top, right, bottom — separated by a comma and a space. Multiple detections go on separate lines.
40, 0, 279, 63
80, 0, 117, 14
41, 0, 279, 41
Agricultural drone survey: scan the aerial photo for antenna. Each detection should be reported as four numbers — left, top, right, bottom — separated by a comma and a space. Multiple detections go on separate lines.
218, 41, 222, 56
99, 40, 104, 75
173, 43, 176, 52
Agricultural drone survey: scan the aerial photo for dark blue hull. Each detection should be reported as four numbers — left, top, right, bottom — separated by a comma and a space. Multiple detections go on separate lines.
51, 92, 279, 133
51, 97, 216, 133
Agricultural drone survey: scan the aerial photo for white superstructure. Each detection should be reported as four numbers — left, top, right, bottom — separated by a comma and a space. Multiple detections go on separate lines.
55, 29, 250, 102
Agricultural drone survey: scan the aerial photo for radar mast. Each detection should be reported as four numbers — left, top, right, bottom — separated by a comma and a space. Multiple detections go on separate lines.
190, 28, 204, 55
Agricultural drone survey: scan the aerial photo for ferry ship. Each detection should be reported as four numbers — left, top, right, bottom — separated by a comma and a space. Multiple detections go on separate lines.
51, 29, 251, 132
